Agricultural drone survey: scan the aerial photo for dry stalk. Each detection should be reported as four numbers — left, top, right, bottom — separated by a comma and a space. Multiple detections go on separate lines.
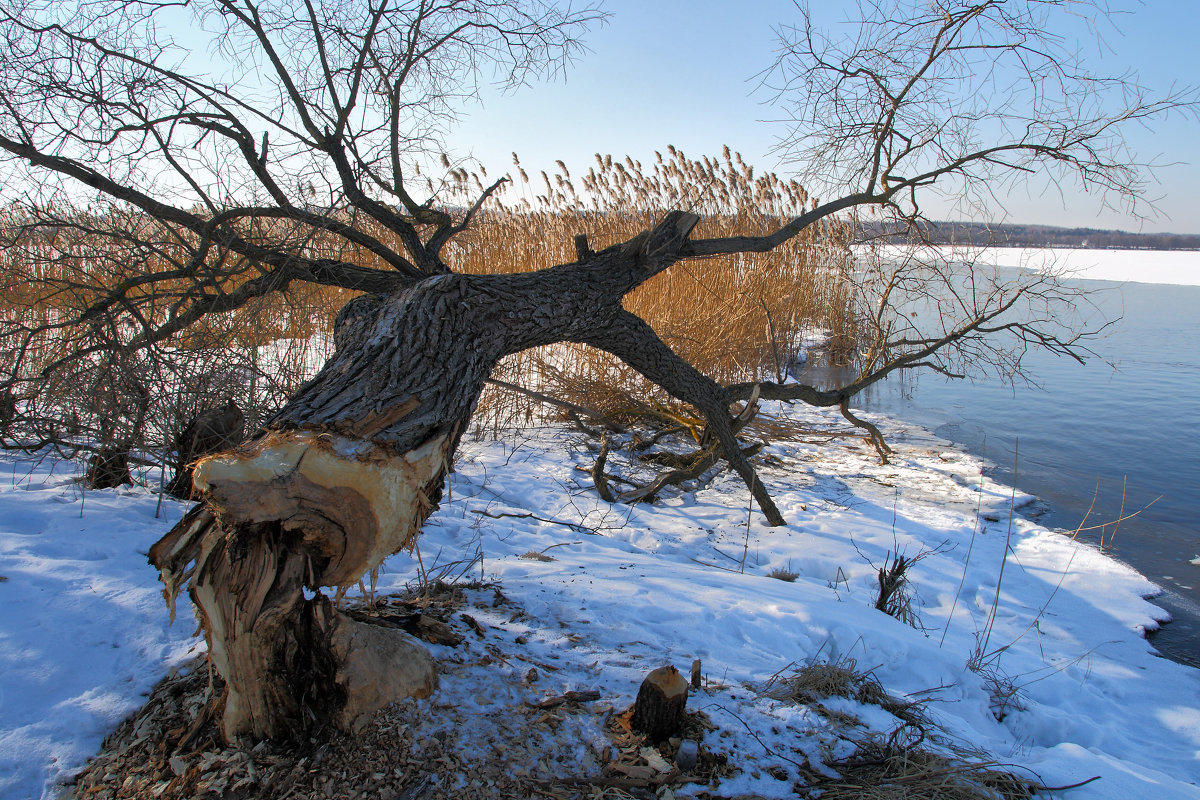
1, 148, 856, 477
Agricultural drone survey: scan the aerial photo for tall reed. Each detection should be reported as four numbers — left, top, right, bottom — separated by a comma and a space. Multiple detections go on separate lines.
445, 147, 856, 432
0, 147, 857, 452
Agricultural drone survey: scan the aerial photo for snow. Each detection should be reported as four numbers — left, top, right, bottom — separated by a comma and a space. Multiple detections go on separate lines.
0, 462, 201, 800
2, 404, 1199, 799
878, 245, 1200, 286
973, 247, 1200, 286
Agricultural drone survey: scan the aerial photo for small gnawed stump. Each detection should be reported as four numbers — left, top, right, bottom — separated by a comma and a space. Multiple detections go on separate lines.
630, 665, 689, 742
86, 448, 132, 489
166, 398, 245, 499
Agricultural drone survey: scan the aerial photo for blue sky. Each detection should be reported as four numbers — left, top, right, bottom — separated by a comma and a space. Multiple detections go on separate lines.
444, 0, 1200, 235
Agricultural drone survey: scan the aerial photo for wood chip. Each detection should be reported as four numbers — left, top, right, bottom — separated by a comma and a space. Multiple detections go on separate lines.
607, 763, 657, 781
67, 589, 702, 800
459, 613, 486, 638
528, 689, 601, 709
639, 747, 673, 774
416, 614, 463, 646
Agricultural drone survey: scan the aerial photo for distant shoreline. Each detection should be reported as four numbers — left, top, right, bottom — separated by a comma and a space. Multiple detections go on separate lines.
986, 243, 1200, 252
864, 220, 1200, 251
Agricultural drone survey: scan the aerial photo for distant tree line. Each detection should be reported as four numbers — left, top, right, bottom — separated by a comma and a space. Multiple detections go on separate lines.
863, 220, 1200, 250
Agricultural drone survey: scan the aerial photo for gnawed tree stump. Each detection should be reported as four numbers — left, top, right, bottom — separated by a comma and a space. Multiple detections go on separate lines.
630, 665, 690, 742
192, 429, 449, 587
86, 447, 132, 489
166, 399, 245, 499
150, 428, 447, 740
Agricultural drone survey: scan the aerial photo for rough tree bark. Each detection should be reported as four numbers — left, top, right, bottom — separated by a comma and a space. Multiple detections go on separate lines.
166, 399, 246, 499
630, 665, 690, 742
150, 212, 786, 741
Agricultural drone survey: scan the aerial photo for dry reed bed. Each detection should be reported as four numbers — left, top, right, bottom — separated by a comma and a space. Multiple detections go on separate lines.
454, 148, 856, 431
0, 148, 856, 452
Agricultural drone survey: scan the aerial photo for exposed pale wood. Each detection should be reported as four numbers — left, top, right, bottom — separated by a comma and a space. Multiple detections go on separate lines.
152, 515, 440, 741
193, 429, 449, 587
325, 604, 437, 732
151, 424, 452, 740
186, 521, 311, 741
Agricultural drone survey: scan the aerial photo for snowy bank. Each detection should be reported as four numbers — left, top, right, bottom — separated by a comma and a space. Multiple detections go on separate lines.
1, 403, 1198, 798
877, 245, 1200, 286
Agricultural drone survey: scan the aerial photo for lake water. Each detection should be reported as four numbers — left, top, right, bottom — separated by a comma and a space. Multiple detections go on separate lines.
836, 265, 1200, 666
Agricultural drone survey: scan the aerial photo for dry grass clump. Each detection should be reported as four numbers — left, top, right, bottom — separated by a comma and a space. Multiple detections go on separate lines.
763, 657, 1040, 800
874, 549, 931, 628
767, 564, 800, 582
801, 740, 1040, 800
966, 651, 1026, 722
763, 655, 895, 710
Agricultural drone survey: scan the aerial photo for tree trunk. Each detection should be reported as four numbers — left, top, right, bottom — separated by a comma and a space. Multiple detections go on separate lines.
630, 665, 690, 742
150, 212, 785, 741
85, 447, 132, 489
166, 400, 245, 499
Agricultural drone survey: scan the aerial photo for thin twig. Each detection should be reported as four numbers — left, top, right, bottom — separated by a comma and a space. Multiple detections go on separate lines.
469, 509, 594, 534
981, 439, 1018, 659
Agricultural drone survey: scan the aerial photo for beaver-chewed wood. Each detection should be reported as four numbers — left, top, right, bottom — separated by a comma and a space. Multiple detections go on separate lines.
150, 429, 447, 741
630, 665, 690, 742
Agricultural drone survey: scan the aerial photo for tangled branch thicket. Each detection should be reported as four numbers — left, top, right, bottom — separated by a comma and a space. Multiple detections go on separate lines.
0, 147, 857, 471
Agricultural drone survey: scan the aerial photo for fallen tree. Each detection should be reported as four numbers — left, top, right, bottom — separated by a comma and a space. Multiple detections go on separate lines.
1, 0, 1193, 739
148, 211, 808, 738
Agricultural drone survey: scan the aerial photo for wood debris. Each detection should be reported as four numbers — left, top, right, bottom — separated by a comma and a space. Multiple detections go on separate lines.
66, 587, 737, 800
527, 689, 603, 709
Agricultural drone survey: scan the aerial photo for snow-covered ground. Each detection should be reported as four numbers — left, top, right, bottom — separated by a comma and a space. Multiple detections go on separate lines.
2, 403, 1199, 799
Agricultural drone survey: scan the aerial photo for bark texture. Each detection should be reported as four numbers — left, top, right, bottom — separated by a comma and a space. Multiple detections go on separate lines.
150, 212, 784, 741
630, 665, 690, 742
167, 400, 245, 499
